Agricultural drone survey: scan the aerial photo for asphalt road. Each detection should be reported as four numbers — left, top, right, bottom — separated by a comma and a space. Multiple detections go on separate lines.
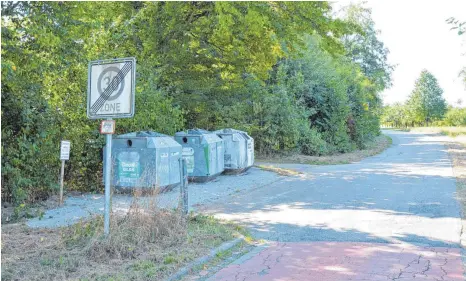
200, 130, 465, 280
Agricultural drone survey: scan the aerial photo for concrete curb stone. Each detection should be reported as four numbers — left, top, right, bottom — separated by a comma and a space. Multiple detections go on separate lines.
165, 236, 245, 281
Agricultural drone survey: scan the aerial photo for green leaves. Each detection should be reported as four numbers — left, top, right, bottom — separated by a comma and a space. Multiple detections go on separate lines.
447, 17, 466, 36
340, 3, 394, 92
407, 70, 447, 123
1, 1, 390, 203
383, 70, 448, 127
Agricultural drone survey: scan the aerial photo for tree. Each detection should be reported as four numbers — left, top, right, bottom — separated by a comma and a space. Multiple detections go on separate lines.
1, 1, 389, 204
381, 103, 410, 128
446, 17, 466, 88
406, 70, 447, 126
447, 17, 466, 36
340, 3, 395, 92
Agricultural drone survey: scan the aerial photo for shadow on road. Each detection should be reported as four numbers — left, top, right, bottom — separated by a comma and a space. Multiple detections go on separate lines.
205, 131, 462, 247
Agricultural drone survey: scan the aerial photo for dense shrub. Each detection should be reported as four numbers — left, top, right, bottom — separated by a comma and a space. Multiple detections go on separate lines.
299, 128, 329, 156
2, 2, 390, 204
443, 107, 466, 126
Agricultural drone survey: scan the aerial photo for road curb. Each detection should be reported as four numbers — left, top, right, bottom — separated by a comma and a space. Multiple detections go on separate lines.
165, 236, 245, 281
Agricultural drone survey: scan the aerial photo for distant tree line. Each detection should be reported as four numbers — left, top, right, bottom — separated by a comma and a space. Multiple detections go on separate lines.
1, 2, 393, 204
381, 70, 465, 128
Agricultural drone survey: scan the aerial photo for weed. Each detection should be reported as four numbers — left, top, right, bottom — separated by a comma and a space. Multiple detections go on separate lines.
38, 210, 45, 220
215, 249, 232, 260
40, 258, 53, 266
2, 190, 242, 281
163, 255, 177, 265
244, 236, 254, 243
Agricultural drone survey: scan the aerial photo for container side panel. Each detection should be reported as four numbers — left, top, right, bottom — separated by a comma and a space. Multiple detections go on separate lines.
217, 141, 224, 173
157, 147, 170, 187
169, 147, 181, 185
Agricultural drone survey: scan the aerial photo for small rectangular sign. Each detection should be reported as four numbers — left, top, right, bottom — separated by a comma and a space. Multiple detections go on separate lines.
60, 140, 71, 160
100, 120, 116, 134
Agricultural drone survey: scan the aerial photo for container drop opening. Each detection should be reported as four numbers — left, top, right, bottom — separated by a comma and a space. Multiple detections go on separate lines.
182, 137, 188, 143
127, 140, 133, 147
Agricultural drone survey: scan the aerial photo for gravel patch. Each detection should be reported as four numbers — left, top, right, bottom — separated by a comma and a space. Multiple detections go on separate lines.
27, 167, 282, 228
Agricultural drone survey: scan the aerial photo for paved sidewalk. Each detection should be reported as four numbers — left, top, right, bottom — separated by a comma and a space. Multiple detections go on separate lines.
208, 242, 464, 281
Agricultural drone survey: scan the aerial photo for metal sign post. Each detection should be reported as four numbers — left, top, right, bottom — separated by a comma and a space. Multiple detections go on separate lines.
178, 158, 189, 219
59, 140, 71, 205
87, 57, 136, 236
100, 119, 116, 235
103, 121, 113, 235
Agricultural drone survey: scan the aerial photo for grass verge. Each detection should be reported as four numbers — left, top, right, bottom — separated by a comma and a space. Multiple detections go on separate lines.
1, 197, 247, 281
257, 134, 392, 165
180, 240, 255, 281
396, 126, 466, 137
445, 140, 466, 247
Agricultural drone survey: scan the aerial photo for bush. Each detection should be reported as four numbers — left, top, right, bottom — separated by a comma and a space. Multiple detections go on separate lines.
443, 107, 466, 126
299, 127, 328, 156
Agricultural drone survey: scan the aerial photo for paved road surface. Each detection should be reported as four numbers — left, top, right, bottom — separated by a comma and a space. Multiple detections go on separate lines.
200, 131, 465, 280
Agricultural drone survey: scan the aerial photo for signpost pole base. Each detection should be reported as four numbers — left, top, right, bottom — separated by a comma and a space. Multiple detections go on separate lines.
60, 160, 65, 205
104, 122, 113, 236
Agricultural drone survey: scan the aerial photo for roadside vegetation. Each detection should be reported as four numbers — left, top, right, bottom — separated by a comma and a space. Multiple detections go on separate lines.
1, 195, 249, 281
380, 71, 466, 130
257, 134, 392, 165
1, 2, 393, 206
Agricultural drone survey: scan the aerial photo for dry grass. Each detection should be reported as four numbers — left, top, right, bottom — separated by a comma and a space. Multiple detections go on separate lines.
1, 190, 245, 281
407, 126, 466, 137
257, 134, 392, 165
255, 165, 303, 176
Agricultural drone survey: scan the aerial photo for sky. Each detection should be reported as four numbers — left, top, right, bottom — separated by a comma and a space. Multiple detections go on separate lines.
336, 1, 466, 106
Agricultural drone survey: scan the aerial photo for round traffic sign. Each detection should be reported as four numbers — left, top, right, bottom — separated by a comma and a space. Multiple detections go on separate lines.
97, 66, 125, 101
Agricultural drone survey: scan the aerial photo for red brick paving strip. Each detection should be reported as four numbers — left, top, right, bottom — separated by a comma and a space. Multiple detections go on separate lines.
210, 242, 464, 281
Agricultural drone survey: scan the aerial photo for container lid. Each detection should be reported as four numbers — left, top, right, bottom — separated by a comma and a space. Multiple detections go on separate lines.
176, 128, 212, 136
116, 131, 168, 138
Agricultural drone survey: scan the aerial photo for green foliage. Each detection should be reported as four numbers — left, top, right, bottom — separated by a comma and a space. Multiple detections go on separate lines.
446, 17, 465, 89
381, 103, 410, 127
447, 17, 466, 36
341, 3, 394, 92
383, 70, 448, 128
442, 107, 466, 126
1, 2, 390, 204
299, 127, 329, 156
382, 103, 465, 129
406, 70, 447, 125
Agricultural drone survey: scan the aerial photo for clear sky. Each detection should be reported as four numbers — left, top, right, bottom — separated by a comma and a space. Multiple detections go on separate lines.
336, 1, 466, 106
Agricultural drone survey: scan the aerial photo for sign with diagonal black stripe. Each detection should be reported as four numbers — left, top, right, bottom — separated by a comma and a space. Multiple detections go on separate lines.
87, 57, 136, 119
